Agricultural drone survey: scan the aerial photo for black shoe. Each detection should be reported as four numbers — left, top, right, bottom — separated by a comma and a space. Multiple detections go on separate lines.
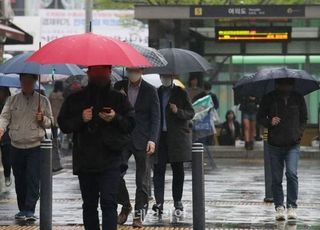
52, 167, 63, 173
245, 142, 250, 150
174, 201, 184, 211
264, 197, 274, 203
246, 141, 254, 151
152, 203, 163, 216
118, 205, 132, 225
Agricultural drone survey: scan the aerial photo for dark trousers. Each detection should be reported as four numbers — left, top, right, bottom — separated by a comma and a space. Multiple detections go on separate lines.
269, 144, 300, 209
118, 144, 149, 217
78, 168, 120, 230
1, 144, 11, 178
11, 146, 41, 213
153, 132, 185, 205
263, 142, 273, 199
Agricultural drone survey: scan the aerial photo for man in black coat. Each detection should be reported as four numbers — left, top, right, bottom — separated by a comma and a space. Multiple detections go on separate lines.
114, 68, 160, 228
152, 74, 195, 215
257, 78, 307, 221
58, 65, 135, 230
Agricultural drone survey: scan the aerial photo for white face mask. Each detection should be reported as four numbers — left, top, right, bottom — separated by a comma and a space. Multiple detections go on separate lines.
160, 77, 173, 87
127, 73, 141, 83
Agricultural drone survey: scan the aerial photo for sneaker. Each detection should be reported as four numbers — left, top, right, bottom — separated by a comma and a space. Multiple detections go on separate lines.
15, 211, 26, 220
174, 201, 184, 211
276, 206, 286, 221
287, 208, 298, 220
152, 203, 163, 216
25, 212, 37, 222
5, 177, 11, 187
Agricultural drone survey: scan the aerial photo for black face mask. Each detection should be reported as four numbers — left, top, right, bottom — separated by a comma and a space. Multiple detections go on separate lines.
89, 76, 110, 88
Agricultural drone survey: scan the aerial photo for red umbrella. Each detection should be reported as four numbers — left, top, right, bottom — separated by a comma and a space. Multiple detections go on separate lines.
27, 33, 151, 67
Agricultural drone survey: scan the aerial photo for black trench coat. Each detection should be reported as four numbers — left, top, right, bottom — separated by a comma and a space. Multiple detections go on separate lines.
158, 85, 195, 163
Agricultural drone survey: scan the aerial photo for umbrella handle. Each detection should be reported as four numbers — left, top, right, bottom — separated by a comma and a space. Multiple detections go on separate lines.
38, 42, 42, 113
38, 75, 41, 113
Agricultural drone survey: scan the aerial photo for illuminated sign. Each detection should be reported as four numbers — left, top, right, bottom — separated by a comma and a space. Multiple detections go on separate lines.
215, 27, 291, 42
190, 6, 305, 18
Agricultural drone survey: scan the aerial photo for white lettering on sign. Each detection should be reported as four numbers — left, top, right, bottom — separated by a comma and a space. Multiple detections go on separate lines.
39, 9, 149, 46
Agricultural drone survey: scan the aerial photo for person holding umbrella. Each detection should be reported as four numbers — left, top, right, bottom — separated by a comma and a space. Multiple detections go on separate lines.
152, 74, 195, 215
114, 67, 160, 228
27, 33, 151, 230
0, 74, 53, 221
257, 78, 307, 221
58, 65, 135, 230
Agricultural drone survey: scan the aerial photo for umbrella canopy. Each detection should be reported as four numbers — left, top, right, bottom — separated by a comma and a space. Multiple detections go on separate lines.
27, 33, 151, 68
0, 74, 45, 90
144, 48, 214, 75
0, 52, 85, 76
0, 74, 21, 88
234, 67, 320, 98
142, 74, 185, 88
129, 43, 168, 67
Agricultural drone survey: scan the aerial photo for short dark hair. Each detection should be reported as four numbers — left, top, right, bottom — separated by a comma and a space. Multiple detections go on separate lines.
188, 75, 199, 87
20, 74, 38, 81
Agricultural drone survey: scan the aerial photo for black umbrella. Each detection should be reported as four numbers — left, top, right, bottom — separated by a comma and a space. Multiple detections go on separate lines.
234, 67, 320, 98
144, 48, 213, 75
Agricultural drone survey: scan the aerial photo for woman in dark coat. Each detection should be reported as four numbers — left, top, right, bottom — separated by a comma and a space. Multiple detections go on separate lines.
0, 87, 11, 186
219, 110, 241, 146
152, 74, 195, 215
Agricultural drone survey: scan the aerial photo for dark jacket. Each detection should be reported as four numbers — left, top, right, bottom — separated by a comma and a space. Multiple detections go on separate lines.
219, 121, 241, 146
0, 103, 10, 146
257, 91, 307, 147
114, 79, 160, 150
58, 84, 135, 175
193, 92, 219, 110
239, 96, 259, 114
159, 85, 195, 163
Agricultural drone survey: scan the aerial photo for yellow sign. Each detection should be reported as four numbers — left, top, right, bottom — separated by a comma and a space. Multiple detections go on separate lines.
216, 27, 291, 42
194, 7, 203, 16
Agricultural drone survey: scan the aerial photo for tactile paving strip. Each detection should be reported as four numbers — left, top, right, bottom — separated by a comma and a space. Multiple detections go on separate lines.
0, 226, 272, 230
1, 198, 319, 208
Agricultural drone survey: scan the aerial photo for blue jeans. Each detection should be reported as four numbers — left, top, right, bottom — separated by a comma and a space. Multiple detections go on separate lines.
268, 144, 300, 209
78, 168, 120, 230
11, 146, 41, 213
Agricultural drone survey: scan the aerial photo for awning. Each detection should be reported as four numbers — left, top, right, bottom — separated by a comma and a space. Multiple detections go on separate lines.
0, 21, 33, 45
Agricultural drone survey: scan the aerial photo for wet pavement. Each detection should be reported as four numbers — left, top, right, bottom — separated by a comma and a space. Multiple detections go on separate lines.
0, 154, 320, 230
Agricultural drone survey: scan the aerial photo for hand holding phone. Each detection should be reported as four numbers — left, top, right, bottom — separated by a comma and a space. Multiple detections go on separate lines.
99, 107, 116, 122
